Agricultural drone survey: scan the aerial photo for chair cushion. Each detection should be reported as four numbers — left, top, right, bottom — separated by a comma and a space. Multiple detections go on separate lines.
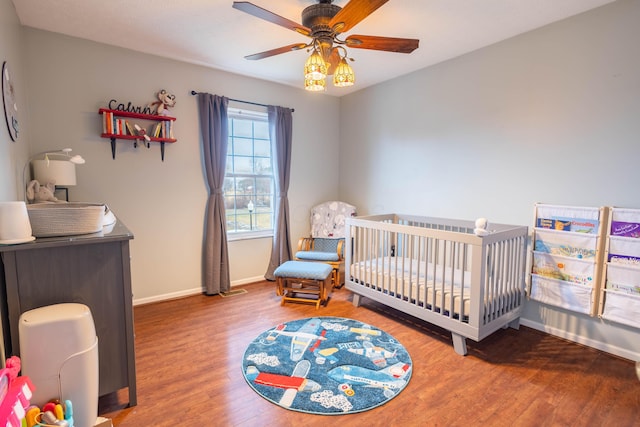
295, 251, 340, 262
274, 261, 333, 280
312, 238, 341, 252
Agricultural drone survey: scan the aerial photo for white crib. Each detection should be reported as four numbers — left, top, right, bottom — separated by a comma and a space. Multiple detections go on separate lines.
345, 214, 528, 355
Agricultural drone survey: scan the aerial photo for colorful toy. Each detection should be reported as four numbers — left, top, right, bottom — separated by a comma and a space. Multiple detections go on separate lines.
149, 89, 176, 116
25, 406, 40, 427
37, 409, 68, 426
64, 400, 73, 427
0, 357, 36, 427
54, 404, 64, 420
27, 400, 72, 427
42, 402, 56, 414
134, 124, 151, 148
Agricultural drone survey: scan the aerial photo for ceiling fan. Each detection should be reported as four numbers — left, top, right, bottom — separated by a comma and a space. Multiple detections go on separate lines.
232, 0, 419, 90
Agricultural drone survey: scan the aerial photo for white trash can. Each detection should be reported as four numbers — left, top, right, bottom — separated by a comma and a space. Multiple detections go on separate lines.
19, 303, 99, 427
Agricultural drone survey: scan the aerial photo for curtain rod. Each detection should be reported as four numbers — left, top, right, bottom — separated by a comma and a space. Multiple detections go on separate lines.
190, 91, 294, 112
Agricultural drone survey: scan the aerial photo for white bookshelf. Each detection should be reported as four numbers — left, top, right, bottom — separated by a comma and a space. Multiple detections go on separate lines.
528, 203, 607, 316
599, 207, 640, 328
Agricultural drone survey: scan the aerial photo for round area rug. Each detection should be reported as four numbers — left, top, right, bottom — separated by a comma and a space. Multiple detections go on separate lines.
242, 317, 412, 415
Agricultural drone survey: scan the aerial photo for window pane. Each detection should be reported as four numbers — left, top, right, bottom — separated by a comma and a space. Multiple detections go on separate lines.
254, 121, 269, 139
254, 139, 271, 157
226, 217, 237, 233
237, 213, 252, 231
254, 213, 271, 230
232, 119, 253, 138
225, 155, 233, 174
223, 177, 235, 195
224, 197, 236, 211
254, 157, 270, 175
234, 156, 253, 174
233, 138, 253, 156
237, 178, 254, 206
255, 177, 272, 196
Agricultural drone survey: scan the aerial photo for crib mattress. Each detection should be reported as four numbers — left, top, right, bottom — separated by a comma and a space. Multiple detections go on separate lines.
350, 256, 472, 317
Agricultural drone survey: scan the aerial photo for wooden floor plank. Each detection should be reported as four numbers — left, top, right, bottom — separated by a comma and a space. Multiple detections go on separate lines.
98, 280, 640, 426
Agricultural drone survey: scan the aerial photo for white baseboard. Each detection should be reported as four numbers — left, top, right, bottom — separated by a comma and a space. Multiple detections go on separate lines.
133, 287, 202, 306
231, 275, 268, 287
520, 318, 640, 362
132, 276, 266, 306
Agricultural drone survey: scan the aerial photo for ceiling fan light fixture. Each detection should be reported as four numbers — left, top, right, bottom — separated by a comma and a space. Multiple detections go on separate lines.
304, 76, 326, 92
304, 50, 328, 80
333, 57, 355, 87
233, 1, 419, 92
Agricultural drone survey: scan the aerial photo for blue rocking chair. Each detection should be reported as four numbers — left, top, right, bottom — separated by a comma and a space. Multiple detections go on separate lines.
295, 201, 357, 288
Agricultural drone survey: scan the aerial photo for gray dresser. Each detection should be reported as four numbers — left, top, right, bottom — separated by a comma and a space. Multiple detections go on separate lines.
0, 218, 137, 406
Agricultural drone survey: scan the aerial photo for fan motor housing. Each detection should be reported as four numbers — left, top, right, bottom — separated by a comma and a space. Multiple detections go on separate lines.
302, 3, 341, 32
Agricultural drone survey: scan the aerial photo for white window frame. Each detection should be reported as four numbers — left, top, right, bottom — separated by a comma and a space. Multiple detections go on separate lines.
225, 107, 274, 241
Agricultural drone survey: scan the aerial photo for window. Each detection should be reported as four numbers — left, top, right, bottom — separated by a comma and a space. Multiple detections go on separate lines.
224, 107, 274, 240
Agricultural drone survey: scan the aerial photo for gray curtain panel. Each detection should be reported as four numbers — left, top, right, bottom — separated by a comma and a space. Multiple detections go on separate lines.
265, 105, 294, 280
197, 93, 231, 295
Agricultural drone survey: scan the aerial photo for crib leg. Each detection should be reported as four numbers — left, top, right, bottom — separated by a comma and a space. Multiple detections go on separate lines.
352, 293, 362, 307
507, 317, 520, 331
451, 333, 468, 356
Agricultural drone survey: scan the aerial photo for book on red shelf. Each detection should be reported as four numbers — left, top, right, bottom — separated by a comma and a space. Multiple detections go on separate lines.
106, 112, 112, 134
124, 120, 135, 136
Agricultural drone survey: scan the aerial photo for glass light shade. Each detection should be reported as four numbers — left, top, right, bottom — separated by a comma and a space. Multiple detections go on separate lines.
333, 58, 355, 87
32, 159, 77, 186
304, 51, 328, 80
304, 77, 326, 92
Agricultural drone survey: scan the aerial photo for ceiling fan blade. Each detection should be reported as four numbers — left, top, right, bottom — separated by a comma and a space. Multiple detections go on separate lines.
329, 0, 389, 33
232, 2, 311, 36
326, 48, 341, 75
244, 43, 308, 60
346, 35, 419, 53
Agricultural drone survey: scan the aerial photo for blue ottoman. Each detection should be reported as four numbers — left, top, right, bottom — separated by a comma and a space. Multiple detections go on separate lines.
274, 261, 334, 309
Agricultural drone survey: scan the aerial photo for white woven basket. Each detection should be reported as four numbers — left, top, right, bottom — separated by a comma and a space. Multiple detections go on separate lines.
27, 203, 105, 237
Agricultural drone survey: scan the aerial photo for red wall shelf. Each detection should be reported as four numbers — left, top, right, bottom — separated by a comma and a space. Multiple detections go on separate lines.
99, 108, 177, 161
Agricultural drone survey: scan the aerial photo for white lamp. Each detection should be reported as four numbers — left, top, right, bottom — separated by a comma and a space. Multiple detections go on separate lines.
24, 148, 85, 202
33, 159, 77, 186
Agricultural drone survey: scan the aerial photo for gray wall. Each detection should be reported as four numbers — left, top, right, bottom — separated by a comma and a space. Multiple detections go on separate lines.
0, 0, 29, 199
339, 0, 640, 359
21, 29, 341, 303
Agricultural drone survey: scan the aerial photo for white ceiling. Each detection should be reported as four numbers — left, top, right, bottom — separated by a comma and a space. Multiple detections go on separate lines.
11, 0, 615, 96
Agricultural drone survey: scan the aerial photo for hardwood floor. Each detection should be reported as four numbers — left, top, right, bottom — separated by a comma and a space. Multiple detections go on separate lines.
98, 280, 639, 426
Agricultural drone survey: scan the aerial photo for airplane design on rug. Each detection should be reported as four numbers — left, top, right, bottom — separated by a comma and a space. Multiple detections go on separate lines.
345, 341, 396, 368
350, 326, 382, 341
245, 360, 321, 408
327, 362, 411, 398
263, 317, 326, 361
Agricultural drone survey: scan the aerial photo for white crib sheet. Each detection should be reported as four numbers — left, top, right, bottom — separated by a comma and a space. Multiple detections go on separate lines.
350, 256, 472, 316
